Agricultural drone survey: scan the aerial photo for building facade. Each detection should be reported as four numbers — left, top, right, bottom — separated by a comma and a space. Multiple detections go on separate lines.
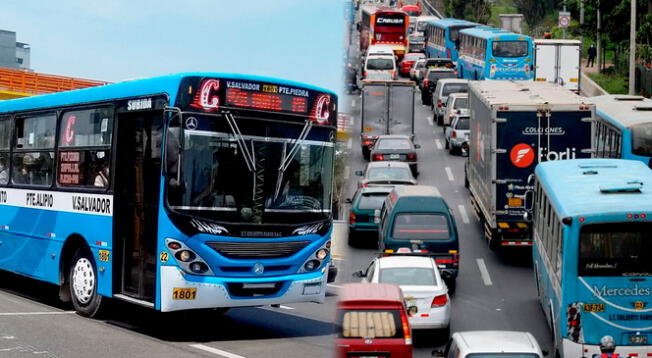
0, 30, 31, 70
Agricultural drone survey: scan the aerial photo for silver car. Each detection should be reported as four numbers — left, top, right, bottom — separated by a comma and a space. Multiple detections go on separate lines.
444, 114, 470, 155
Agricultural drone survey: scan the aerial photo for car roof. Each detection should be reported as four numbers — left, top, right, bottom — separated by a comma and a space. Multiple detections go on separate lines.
359, 186, 394, 195
449, 93, 469, 99
377, 256, 435, 269
367, 161, 412, 169
339, 283, 405, 305
377, 134, 411, 140
454, 331, 541, 353
438, 79, 468, 85
391, 185, 441, 198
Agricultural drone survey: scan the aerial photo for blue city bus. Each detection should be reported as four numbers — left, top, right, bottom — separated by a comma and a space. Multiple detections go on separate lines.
533, 159, 652, 357
457, 27, 534, 80
423, 18, 477, 61
0, 73, 337, 316
591, 95, 652, 169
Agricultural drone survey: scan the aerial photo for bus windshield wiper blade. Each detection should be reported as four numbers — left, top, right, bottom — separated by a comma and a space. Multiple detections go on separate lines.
274, 120, 313, 200
224, 113, 255, 173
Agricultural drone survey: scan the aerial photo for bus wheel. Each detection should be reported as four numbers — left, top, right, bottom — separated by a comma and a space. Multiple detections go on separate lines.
70, 248, 103, 317
474, 71, 479, 80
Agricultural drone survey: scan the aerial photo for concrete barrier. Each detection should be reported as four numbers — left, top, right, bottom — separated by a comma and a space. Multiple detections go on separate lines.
580, 72, 608, 97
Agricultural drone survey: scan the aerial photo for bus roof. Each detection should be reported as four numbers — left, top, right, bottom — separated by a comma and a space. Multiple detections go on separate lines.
427, 18, 477, 28
459, 26, 531, 41
0, 72, 334, 114
470, 81, 590, 108
591, 95, 652, 129
535, 159, 652, 218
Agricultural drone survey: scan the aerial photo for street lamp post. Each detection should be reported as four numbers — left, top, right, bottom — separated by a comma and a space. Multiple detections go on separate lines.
629, 0, 637, 95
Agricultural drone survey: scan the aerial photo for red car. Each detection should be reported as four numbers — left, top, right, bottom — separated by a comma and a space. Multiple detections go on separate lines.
401, 5, 421, 16
398, 53, 425, 77
336, 283, 413, 358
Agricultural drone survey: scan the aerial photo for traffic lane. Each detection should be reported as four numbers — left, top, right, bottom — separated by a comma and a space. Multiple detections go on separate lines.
0, 270, 337, 358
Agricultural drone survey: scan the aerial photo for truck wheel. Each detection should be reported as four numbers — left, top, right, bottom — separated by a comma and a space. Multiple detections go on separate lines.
489, 231, 501, 251
70, 248, 104, 317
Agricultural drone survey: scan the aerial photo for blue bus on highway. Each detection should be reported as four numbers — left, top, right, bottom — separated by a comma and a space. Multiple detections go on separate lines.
423, 18, 477, 61
0, 73, 337, 316
533, 159, 652, 357
591, 95, 652, 169
457, 27, 534, 80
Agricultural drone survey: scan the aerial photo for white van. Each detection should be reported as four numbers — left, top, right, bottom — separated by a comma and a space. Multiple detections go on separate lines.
364, 55, 397, 80
366, 45, 395, 57
438, 331, 548, 358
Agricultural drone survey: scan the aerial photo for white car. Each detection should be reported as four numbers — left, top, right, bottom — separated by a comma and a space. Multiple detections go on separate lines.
442, 93, 468, 129
410, 58, 426, 82
432, 79, 469, 124
356, 255, 451, 335
444, 114, 470, 155
436, 331, 547, 358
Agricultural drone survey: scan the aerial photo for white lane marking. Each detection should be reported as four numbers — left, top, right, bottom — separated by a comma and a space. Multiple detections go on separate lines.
347, 138, 352, 150
457, 205, 470, 224
279, 305, 295, 310
435, 139, 443, 150
476, 258, 493, 286
427, 116, 434, 127
189, 344, 246, 358
344, 166, 350, 180
351, 99, 357, 107
445, 167, 454, 181
0, 336, 15, 339
0, 311, 76, 316
327, 283, 343, 289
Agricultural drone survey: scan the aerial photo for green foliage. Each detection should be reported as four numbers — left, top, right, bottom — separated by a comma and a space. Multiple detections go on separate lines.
441, 0, 492, 23
513, 0, 558, 28
639, 44, 652, 64
589, 71, 628, 94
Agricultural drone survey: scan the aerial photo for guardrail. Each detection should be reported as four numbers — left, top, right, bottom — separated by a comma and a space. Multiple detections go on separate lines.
0, 67, 110, 96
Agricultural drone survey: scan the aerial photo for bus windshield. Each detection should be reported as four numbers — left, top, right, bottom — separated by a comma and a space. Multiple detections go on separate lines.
166, 115, 333, 224
579, 223, 652, 276
492, 41, 529, 58
632, 122, 652, 157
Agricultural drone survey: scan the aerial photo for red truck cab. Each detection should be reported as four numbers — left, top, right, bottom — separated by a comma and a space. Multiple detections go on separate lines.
336, 283, 413, 358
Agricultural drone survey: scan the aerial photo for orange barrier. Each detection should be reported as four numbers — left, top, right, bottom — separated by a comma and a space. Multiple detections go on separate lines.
0, 67, 110, 98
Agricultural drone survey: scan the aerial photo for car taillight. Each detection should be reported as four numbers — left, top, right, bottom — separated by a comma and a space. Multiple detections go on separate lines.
452, 131, 456, 138
361, 183, 368, 188
423, 79, 429, 87
363, 71, 367, 77
372, 153, 384, 161
453, 253, 459, 267
407, 153, 417, 160
431, 294, 448, 307
349, 212, 356, 224
400, 310, 412, 345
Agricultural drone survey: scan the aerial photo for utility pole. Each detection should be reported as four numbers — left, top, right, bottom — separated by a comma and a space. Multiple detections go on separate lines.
580, 0, 584, 45
597, 3, 601, 73
563, 0, 567, 39
629, 0, 637, 95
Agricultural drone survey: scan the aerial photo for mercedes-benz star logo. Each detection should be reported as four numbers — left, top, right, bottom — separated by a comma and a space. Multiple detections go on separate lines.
253, 263, 265, 275
185, 117, 198, 130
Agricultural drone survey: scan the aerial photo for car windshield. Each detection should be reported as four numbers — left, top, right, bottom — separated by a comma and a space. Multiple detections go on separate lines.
367, 167, 412, 180
336, 309, 404, 339
392, 213, 450, 240
578, 223, 652, 276
380, 267, 437, 286
453, 98, 468, 109
358, 193, 390, 210
492, 41, 529, 58
443, 84, 468, 96
166, 115, 333, 224
367, 58, 395, 70
426, 60, 454, 68
375, 138, 411, 150
455, 117, 470, 130
632, 122, 652, 157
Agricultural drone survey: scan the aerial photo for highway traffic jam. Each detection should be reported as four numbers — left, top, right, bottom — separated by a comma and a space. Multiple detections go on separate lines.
337, 0, 652, 357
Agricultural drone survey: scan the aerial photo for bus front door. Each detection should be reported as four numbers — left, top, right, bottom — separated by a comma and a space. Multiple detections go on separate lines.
113, 110, 163, 303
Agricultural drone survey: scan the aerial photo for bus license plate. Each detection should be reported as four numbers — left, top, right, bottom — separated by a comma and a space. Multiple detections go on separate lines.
172, 287, 197, 300
629, 334, 647, 345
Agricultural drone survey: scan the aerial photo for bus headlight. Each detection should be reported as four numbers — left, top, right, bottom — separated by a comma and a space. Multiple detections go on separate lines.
316, 249, 329, 260
304, 260, 321, 271
165, 239, 214, 276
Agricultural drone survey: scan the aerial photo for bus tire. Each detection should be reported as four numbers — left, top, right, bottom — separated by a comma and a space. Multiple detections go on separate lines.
474, 71, 479, 80
69, 248, 103, 317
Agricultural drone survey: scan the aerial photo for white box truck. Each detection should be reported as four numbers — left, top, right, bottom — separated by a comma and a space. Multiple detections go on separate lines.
534, 39, 581, 93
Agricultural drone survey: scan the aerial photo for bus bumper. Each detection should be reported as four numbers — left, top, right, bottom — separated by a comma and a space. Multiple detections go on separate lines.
159, 266, 327, 312
562, 338, 652, 357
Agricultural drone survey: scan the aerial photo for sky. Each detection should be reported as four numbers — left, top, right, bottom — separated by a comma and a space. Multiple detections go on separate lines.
2, 0, 345, 94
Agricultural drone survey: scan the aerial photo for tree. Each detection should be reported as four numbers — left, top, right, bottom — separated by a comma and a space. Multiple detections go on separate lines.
441, 0, 491, 23
513, 0, 558, 27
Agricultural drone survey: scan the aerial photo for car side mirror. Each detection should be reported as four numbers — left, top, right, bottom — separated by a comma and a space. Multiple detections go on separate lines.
542, 349, 549, 357
431, 350, 445, 357
374, 209, 381, 224
344, 198, 353, 204
352, 270, 366, 278
414, 144, 421, 149
355, 170, 364, 176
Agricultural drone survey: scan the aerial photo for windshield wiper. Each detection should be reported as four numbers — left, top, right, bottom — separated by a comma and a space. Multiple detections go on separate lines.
224, 112, 255, 173
274, 120, 313, 200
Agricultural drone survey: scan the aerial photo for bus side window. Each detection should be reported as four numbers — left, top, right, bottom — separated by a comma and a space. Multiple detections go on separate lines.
0, 116, 10, 186
57, 107, 114, 189
12, 113, 56, 187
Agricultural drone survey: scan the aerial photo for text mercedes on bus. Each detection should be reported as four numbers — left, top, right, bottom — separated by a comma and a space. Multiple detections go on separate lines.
533, 159, 652, 357
0, 73, 337, 316
457, 27, 534, 81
